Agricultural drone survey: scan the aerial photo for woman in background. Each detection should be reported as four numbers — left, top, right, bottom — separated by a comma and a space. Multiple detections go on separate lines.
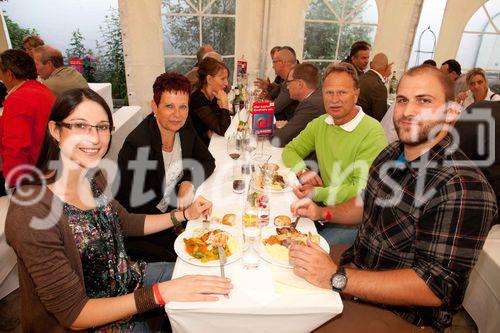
457, 67, 500, 107
189, 57, 231, 146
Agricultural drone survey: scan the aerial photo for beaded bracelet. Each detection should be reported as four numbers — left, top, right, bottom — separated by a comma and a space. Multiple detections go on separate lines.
170, 210, 185, 235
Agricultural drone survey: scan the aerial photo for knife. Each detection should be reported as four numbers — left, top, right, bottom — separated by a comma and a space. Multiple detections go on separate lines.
217, 245, 229, 298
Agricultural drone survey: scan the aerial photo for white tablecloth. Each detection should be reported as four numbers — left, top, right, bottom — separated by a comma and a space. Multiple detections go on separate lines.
463, 224, 500, 333
89, 83, 113, 111
165, 131, 343, 333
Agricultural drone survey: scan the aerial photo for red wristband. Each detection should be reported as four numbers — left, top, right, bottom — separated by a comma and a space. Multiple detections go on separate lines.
322, 207, 332, 222
153, 283, 166, 306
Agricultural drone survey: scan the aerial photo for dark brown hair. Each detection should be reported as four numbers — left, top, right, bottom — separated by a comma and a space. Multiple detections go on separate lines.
0, 49, 37, 80
197, 57, 229, 90
292, 63, 320, 89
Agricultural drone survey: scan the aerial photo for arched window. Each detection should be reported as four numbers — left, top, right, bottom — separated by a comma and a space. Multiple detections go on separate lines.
161, 0, 236, 77
456, 0, 500, 77
303, 0, 378, 72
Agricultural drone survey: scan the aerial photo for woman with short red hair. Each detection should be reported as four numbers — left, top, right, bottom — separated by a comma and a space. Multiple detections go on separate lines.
116, 72, 216, 262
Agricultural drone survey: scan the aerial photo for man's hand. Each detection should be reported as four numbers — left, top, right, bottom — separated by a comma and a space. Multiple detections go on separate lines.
290, 197, 325, 221
298, 169, 323, 186
177, 181, 195, 210
293, 184, 315, 199
275, 120, 288, 129
289, 240, 337, 289
254, 77, 270, 92
456, 91, 467, 105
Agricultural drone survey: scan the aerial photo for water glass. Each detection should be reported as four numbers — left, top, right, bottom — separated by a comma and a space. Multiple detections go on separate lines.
242, 211, 261, 269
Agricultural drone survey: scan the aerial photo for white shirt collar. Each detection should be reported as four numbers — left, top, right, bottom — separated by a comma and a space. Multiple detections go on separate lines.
324, 106, 365, 132
369, 69, 386, 83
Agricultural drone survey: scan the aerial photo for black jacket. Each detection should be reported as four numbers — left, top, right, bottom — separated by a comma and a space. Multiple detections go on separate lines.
115, 113, 215, 262
116, 113, 215, 215
189, 90, 231, 147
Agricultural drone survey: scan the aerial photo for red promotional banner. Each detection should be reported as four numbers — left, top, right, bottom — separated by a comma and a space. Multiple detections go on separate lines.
237, 59, 248, 75
69, 58, 83, 73
252, 101, 274, 135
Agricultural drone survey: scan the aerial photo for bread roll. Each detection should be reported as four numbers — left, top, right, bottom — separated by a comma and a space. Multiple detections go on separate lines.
274, 215, 292, 226
222, 213, 236, 226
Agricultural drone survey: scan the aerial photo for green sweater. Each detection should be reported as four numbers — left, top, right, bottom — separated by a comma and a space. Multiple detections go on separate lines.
282, 113, 388, 205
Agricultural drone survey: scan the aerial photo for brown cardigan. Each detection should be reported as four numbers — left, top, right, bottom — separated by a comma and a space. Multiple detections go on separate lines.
5, 177, 146, 333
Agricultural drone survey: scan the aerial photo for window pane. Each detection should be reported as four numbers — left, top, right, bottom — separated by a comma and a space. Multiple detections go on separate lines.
464, 6, 489, 31
165, 57, 196, 74
485, 0, 500, 16
407, 0, 447, 68
476, 34, 500, 71
303, 22, 339, 59
457, 34, 481, 69
345, 0, 378, 24
306, 0, 337, 20
222, 57, 235, 85
457, 0, 500, 73
163, 15, 200, 55
202, 17, 235, 55
338, 24, 376, 61
161, 0, 196, 14
203, 0, 236, 15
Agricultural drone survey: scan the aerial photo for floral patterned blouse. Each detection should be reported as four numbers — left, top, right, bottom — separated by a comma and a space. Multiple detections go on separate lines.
64, 180, 146, 333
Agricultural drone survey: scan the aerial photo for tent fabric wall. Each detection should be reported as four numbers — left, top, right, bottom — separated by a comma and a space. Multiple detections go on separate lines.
118, 0, 165, 117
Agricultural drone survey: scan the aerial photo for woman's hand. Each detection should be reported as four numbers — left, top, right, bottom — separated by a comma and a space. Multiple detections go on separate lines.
185, 196, 212, 220
177, 181, 195, 210
293, 184, 315, 199
158, 275, 232, 302
215, 89, 229, 109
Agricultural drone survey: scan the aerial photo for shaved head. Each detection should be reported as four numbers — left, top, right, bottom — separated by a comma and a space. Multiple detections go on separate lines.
370, 53, 388, 71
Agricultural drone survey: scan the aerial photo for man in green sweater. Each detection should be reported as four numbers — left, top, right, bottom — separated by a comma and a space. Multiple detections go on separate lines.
282, 63, 387, 245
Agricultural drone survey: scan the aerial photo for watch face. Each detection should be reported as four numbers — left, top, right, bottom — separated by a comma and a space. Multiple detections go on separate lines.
332, 274, 347, 290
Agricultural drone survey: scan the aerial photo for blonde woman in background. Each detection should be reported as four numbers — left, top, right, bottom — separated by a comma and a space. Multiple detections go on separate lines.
457, 67, 500, 107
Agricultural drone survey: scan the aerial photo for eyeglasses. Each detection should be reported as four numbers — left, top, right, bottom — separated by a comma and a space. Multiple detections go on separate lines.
57, 122, 114, 135
272, 59, 284, 64
285, 78, 299, 86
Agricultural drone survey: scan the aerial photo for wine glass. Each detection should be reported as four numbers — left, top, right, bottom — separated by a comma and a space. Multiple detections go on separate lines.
227, 133, 242, 183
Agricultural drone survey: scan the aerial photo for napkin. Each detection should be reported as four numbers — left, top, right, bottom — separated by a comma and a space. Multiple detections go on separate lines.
271, 266, 331, 295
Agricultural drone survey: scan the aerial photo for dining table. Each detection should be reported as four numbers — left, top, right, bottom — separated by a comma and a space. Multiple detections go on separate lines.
164, 115, 343, 333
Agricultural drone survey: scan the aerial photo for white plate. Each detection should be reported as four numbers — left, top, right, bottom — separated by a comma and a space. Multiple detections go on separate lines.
251, 180, 293, 193
174, 225, 242, 267
259, 225, 330, 269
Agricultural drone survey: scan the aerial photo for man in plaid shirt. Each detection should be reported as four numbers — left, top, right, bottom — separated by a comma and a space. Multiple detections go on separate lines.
289, 65, 497, 332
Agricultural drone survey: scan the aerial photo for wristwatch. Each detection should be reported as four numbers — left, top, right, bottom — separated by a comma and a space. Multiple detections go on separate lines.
331, 266, 347, 292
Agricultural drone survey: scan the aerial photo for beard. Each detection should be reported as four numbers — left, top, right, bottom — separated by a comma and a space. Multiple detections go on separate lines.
394, 118, 444, 146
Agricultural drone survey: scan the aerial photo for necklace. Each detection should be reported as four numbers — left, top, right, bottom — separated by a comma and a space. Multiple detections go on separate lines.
162, 143, 174, 152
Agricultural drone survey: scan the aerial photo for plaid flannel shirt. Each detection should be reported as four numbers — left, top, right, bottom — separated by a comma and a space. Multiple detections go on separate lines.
340, 135, 497, 331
